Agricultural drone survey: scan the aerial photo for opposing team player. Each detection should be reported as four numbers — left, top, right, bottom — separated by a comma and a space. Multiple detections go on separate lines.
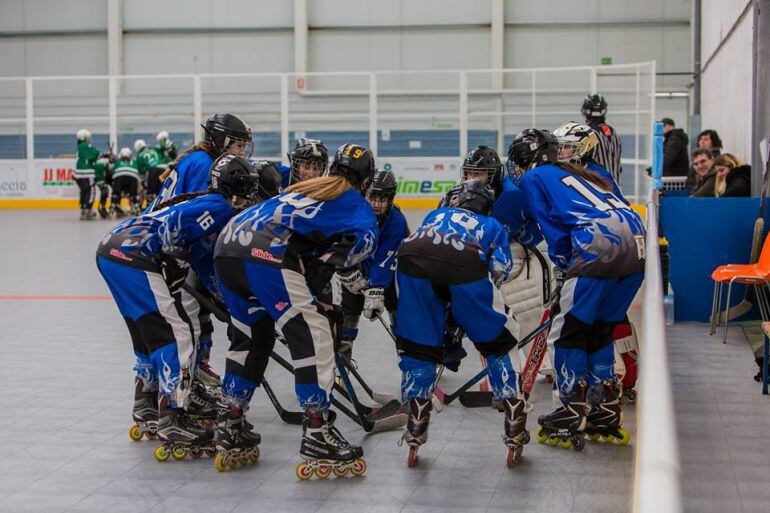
74, 129, 100, 220
508, 129, 644, 450
134, 139, 162, 208
214, 143, 376, 479
338, 169, 408, 362
395, 179, 527, 468
151, 131, 178, 205
582, 94, 622, 186
554, 121, 639, 402
96, 154, 262, 462
110, 148, 142, 217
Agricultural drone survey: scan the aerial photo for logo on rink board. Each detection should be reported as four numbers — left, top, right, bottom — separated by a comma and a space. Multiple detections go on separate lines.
42, 167, 75, 186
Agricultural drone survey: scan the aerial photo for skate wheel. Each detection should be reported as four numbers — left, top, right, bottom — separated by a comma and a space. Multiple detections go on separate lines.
600, 434, 614, 443
333, 466, 349, 478
617, 428, 631, 445
587, 433, 601, 442
625, 390, 637, 402
535, 427, 548, 444
214, 453, 228, 472
546, 436, 559, 446
205, 448, 217, 458
146, 431, 158, 440
248, 447, 260, 463
315, 465, 331, 479
350, 459, 366, 477
558, 438, 572, 449
407, 447, 419, 468
154, 445, 171, 462
506, 447, 522, 468
226, 457, 238, 470
172, 448, 187, 460
296, 462, 313, 480
189, 449, 202, 460
129, 425, 143, 442
572, 436, 585, 451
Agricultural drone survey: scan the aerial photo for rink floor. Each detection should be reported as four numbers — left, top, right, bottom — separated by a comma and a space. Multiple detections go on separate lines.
1, 210, 640, 513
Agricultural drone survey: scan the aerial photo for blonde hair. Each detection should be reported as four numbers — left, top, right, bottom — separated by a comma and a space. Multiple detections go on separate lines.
286, 175, 351, 201
714, 153, 741, 197
159, 141, 215, 182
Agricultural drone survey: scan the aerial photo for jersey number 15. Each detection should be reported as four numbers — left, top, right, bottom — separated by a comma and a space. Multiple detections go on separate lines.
560, 175, 628, 212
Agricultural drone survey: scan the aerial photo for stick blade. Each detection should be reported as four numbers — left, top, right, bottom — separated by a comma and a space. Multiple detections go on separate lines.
279, 410, 305, 425
365, 399, 403, 421
458, 391, 494, 408
364, 411, 408, 433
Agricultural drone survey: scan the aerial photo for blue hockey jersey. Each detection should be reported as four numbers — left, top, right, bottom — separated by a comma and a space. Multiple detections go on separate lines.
150, 149, 214, 210
491, 175, 544, 247
519, 163, 645, 278
399, 207, 512, 280
215, 188, 378, 272
361, 206, 409, 288
98, 193, 234, 296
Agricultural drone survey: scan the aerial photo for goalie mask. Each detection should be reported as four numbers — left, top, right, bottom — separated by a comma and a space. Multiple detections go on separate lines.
553, 121, 599, 165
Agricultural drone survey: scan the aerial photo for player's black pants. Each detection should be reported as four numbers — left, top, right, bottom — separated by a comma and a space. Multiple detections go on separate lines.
75, 176, 95, 210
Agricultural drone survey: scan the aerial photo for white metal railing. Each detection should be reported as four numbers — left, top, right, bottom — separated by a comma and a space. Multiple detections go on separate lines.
632, 124, 682, 513
0, 61, 655, 202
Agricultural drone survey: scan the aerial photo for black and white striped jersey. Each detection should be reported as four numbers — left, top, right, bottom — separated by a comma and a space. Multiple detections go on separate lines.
589, 121, 622, 188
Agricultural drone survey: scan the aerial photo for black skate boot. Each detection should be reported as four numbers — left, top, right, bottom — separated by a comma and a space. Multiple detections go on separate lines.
502, 397, 529, 467
129, 377, 158, 441
113, 205, 126, 218
214, 403, 261, 472
296, 409, 366, 480
98, 205, 110, 219
185, 380, 220, 427
197, 358, 222, 388
536, 382, 587, 451
399, 397, 432, 468
585, 381, 630, 444
155, 395, 216, 462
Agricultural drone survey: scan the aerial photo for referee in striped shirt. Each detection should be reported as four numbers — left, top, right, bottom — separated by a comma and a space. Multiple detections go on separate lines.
582, 94, 623, 188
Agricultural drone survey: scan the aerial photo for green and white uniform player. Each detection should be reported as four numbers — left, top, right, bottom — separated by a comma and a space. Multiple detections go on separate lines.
150, 131, 177, 204
133, 139, 162, 208
110, 147, 141, 217
93, 156, 112, 219
74, 129, 100, 220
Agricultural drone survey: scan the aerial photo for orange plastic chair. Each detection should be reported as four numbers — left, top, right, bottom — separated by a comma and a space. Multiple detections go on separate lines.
710, 231, 770, 343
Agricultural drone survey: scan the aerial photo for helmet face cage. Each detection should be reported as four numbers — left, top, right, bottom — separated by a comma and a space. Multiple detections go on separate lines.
366, 171, 397, 219
202, 114, 253, 158
554, 122, 598, 164
290, 158, 327, 184
462, 146, 503, 190
447, 179, 494, 216
506, 129, 559, 184
221, 135, 254, 160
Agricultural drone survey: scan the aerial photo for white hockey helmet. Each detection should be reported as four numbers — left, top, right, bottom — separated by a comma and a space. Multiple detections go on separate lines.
134, 139, 147, 154
76, 129, 92, 143
156, 131, 169, 143
553, 121, 599, 164
118, 147, 132, 161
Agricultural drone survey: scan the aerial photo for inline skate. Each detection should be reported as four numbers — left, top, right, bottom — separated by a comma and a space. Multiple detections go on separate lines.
129, 376, 158, 441
296, 410, 366, 480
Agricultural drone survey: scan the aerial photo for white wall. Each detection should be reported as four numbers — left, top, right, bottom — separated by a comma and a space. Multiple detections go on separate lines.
700, 0, 753, 162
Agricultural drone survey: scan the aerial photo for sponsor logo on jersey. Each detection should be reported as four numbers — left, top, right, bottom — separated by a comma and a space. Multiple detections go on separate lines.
109, 248, 133, 261
250, 247, 281, 263
274, 301, 288, 311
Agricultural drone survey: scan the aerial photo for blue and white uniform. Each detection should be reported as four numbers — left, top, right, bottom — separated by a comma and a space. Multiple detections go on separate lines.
96, 193, 234, 406
340, 205, 409, 343
492, 175, 543, 246
214, 189, 378, 409
519, 162, 645, 401
394, 206, 521, 402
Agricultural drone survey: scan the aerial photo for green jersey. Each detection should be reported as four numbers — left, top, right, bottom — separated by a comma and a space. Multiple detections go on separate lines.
135, 148, 161, 177
74, 141, 100, 178
93, 158, 110, 183
155, 139, 178, 168
112, 159, 140, 181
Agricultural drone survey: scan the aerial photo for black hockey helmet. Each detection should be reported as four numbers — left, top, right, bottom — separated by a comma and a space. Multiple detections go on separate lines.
462, 145, 504, 195
366, 168, 397, 222
506, 129, 559, 183
201, 113, 253, 158
328, 143, 376, 191
287, 137, 329, 184
251, 160, 283, 201
581, 94, 608, 121
209, 154, 260, 201
445, 179, 495, 217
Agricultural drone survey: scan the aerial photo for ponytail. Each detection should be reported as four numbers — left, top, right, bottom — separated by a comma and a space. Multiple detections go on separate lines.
154, 190, 211, 211
555, 162, 613, 192
159, 141, 216, 182
286, 175, 352, 202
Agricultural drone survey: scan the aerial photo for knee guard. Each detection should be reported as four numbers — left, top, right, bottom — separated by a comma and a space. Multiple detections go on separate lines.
399, 355, 440, 401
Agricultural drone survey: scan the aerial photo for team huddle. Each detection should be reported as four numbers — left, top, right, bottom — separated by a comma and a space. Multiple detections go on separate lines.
93, 94, 645, 478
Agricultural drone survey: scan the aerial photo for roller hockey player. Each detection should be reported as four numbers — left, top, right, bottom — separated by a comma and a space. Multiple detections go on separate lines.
110, 148, 142, 217
96, 154, 261, 461
581, 94, 622, 186
152, 131, 178, 204
134, 139, 162, 208
93, 153, 113, 219
554, 121, 639, 402
74, 129, 99, 220
214, 143, 376, 479
337, 168, 408, 363
286, 137, 329, 187
150, 113, 255, 388
395, 179, 528, 468
508, 128, 644, 451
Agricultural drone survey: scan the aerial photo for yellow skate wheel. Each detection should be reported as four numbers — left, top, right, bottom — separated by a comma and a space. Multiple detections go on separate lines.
535, 427, 548, 444
129, 425, 143, 442
214, 453, 228, 472
587, 433, 600, 442
558, 438, 573, 449
350, 459, 366, 477
617, 428, 631, 445
333, 466, 349, 478
226, 457, 238, 469
172, 448, 187, 460
600, 434, 614, 443
154, 445, 171, 462
205, 448, 217, 458
296, 462, 313, 481
407, 447, 418, 468
315, 465, 331, 479
546, 436, 559, 446
248, 447, 260, 463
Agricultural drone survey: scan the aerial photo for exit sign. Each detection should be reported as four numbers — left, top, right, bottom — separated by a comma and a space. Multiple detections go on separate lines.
601, 57, 613, 65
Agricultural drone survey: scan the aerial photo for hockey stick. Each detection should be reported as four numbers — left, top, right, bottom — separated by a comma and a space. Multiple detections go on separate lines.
716, 139, 770, 324
443, 319, 552, 406
261, 378, 304, 425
